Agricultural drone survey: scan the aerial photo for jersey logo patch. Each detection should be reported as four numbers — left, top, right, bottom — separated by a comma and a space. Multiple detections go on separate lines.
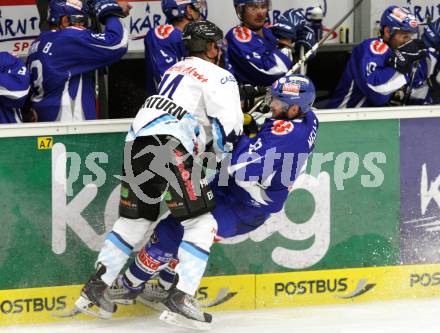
370, 40, 389, 55
271, 120, 294, 136
155, 25, 175, 40
233, 26, 252, 43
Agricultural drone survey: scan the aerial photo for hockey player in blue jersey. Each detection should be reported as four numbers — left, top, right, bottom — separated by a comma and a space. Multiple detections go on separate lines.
27, 0, 130, 122
328, 6, 428, 108
106, 74, 318, 329
226, 0, 292, 87
0, 52, 30, 124
226, 1, 316, 113
412, 18, 440, 104
144, 0, 207, 97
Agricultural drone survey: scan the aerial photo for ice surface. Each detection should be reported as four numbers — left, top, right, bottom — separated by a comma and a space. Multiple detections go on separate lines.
2, 297, 440, 333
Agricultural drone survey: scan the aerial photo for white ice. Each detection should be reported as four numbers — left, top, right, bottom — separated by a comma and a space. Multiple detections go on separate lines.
2, 297, 440, 333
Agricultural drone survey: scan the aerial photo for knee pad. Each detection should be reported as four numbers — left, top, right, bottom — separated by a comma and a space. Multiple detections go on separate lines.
112, 217, 152, 247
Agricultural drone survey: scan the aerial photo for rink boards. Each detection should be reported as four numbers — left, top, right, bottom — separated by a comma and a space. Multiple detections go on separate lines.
2, 107, 440, 326
1, 263, 440, 326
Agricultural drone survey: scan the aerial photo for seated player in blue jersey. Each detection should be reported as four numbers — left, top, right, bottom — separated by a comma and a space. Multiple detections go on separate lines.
27, 0, 131, 122
226, 1, 316, 112
107, 73, 319, 329
415, 18, 440, 104
226, 0, 291, 87
144, 0, 207, 97
328, 6, 429, 108
0, 52, 30, 124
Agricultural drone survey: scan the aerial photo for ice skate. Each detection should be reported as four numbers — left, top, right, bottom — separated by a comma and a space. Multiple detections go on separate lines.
160, 288, 212, 330
108, 274, 144, 305
74, 264, 117, 319
137, 280, 170, 311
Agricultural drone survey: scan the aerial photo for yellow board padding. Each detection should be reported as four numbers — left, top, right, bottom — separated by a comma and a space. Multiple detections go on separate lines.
255, 263, 440, 309
2, 265, 440, 326
197, 274, 255, 311
0, 274, 255, 326
0, 284, 155, 326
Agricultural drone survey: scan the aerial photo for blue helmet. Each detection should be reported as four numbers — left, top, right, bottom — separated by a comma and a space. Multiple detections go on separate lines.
422, 18, 440, 49
233, 0, 272, 10
380, 6, 418, 36
48, 0, 89, 26
271, 9, 307, 41
271, 74, 315, 113
161, 0, 207, 22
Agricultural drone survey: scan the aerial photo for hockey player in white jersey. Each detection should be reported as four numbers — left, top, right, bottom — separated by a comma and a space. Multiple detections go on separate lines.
74, 20, 243, 319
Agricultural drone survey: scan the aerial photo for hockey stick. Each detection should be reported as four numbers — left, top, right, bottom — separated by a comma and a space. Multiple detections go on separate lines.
288, 0, 365, 75
402, 60, 419, 106
299, 45, 306, 74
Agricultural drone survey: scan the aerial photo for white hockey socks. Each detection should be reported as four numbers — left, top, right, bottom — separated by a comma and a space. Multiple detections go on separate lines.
175, 213, 217, 295
97, 217, 151, 286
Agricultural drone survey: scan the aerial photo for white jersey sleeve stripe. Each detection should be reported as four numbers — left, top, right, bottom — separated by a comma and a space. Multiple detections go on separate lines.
0, 86, 29, 99
367, 72, 406, 95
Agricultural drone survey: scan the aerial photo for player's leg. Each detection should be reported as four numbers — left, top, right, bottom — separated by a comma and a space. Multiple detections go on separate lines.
109, 216, 183, 305
155, 148, 219, 323
76, 136, 167, 318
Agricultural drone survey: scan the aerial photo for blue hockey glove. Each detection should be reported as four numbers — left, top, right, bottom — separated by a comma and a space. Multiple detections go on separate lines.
294, 25, 316, 54
89, 0, 123, 24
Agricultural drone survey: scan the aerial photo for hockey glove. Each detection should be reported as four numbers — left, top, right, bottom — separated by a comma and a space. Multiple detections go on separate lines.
239, 84, 267, 100
239, 85, 267, 113
89, 0, 124, 24
387, 39, 427, 74
294, 25, 316, 54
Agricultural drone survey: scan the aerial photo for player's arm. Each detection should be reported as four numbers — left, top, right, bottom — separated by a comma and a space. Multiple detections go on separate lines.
204, 74, 243, 161
356, 44, 407, 106
0, 53, 30, 109
363, 39, 427, 105
52, 1, 129, 76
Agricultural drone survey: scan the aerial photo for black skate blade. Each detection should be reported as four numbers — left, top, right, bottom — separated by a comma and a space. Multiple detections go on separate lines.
159, 310, 211, 331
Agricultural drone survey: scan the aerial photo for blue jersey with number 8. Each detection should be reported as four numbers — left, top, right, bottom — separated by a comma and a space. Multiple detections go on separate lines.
27, 17, 128, 122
